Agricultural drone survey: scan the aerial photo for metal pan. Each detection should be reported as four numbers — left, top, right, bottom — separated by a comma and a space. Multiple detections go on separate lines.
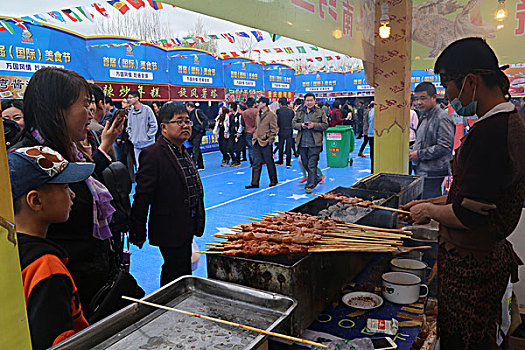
51, 276, 297, 350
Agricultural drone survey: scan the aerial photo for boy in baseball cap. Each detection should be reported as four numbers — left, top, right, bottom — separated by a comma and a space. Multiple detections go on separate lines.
8, 146, 94, 349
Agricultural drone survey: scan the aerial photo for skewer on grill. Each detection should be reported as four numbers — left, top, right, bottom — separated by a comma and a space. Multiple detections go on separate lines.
122, 296, 329, 348
312, 193, 411, 214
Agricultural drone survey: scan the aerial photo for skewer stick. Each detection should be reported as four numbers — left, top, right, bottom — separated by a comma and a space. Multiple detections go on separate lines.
370, 205, 411, 215
249, 217, 263, 221
122, 296, 328, 348
337, 222, 410, 234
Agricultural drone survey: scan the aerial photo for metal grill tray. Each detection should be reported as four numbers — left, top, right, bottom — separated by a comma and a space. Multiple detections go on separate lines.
52, 276, 296, 350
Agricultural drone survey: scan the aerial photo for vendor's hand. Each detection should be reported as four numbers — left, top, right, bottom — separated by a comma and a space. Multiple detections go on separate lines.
306, 122, 314, 129
410, 203, 432, 225
398, 199, 428, 223
409, 150, 419, 161
100, 116, 126, 153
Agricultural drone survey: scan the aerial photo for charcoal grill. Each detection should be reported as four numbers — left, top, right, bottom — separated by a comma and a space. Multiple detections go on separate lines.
351, 172, 423, 206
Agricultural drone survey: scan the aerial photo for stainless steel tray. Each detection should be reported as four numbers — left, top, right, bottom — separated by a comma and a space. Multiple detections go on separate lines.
51, 276, 297, 350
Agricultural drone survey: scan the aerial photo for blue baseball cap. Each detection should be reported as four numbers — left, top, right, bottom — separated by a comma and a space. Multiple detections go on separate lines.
8, 146, 95, 200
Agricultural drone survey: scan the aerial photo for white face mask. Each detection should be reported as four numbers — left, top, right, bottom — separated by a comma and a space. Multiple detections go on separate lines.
450, 77, 477, 116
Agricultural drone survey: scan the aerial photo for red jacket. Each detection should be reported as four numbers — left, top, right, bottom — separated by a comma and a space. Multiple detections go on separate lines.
330, 108, 344, 126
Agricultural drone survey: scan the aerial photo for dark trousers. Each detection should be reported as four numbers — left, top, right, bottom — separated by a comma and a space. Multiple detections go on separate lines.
191, 132, 204, 169
421, 175, 444, 199
278, 132, 293, 166
245, 134, 254, 165
358, 135, 370, 154
158, 244, 192, 287
228, 136, 241, 163
369, 137, 375, 173
240, 133, 247, 161
299, 146, 322, 189
218, 133, 229, 162
251, 143, 278, 186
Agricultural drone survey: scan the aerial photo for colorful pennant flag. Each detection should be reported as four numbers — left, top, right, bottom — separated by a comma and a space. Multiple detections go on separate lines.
268, 32, 281, 41
251, 30, 264, 42
10, 18, 29, 31
296, 46, 306, 53
263, 49, 271, 53
0, 20, 15, 34
235, 32, 250, 38
76, 6, 95, 22
108, 0, 130, 14
127, 0, 145, 9
274, 48, 283, 53
195, 36, 206, 43
171, 38, 183, 46
48, 11, 66, 23
146, 0, 163, 10
183, 36, 197, 46
33, 14, 49, 22
221, 33, 235, 43
62, 9, 82, 22
284, 47, 294, 54
208, 34, 219, 40
92, 3, 110, 17
310, 46, 319, 51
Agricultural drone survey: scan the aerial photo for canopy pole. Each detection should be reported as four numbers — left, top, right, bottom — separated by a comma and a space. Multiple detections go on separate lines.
369, 0, 413, 174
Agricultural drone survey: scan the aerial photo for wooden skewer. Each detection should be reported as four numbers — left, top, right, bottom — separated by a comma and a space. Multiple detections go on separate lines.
337, 222, 410, 234
249, 217, 263, 221
122, 296, 328, 348
370, 204, 411, 215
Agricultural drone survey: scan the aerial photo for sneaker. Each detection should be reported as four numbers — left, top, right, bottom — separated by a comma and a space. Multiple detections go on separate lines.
275, 162, 283, 166
358, 152, 366, 158
298, 177, 307, 183
269, 182, 278, 187
305, 188, 313, 194
221, 161, 227, 167
286, 164, 292, 168
245, 184, 259, 189
232, 162, 241, 167
197, 168, 205, 171
319, 175, 326, 184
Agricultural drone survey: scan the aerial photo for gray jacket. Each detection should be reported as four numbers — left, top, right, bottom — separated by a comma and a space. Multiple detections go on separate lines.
411, 105, 455, 177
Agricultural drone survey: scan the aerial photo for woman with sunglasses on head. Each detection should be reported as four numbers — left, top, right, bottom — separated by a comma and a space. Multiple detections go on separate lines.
12, 67, 126, 321
400, 38, 525, 349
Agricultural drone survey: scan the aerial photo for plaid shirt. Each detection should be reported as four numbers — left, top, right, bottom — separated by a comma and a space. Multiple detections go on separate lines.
162, 136, 201, 213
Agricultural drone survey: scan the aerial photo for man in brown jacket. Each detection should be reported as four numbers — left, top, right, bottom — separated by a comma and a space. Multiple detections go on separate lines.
245, 97, 279, 188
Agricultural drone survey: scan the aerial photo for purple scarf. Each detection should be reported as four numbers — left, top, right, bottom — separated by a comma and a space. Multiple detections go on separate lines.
32, 129, 115, 240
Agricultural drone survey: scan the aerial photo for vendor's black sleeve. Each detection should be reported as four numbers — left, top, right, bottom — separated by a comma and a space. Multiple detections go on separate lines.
26, 274, 75, 350
452, 117, 510, 229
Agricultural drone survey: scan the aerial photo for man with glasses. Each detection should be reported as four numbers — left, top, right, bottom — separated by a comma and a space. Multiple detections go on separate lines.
130, 102, 205, 287
411, 82, 455, 198
126, 90, 158, 169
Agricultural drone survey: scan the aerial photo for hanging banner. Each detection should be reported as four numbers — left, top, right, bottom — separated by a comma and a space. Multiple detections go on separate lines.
410, 69, 443, 91
0, 76, 31, 99
263, 63, 296, 93
170, 85, 225, 101
344, 69, 373, 93
225, 88, 263, 102
265, 90, 295, 102
0, 19, 89, 81
164, 0, 367, 61
295, 71, 346, 94
223, 58, 264, 91
412, 0, 525, 69
86, 37, 168, 84
93, 81, 170, 100
168, 48, 224, 88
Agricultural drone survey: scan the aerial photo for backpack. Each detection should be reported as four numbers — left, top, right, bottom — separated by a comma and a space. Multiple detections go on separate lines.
102, 162, 132, 238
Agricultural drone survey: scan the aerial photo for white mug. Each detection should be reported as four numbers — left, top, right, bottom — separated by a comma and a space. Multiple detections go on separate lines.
382, 271, 428, 305
390, 258, 431, 281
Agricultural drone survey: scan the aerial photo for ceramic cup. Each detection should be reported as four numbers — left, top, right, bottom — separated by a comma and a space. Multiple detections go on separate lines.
382, 271, 428, 305
390, 257, 431, 281
396, 250, 423, 261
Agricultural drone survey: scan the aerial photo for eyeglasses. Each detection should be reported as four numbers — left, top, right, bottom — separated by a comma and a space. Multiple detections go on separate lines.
164, 120, 193, 126
126, 96, 137, 100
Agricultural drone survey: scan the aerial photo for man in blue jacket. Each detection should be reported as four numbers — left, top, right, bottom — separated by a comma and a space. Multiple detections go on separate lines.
126, 90, 158, 170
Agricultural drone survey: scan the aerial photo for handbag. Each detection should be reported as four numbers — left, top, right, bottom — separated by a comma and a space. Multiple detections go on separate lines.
87, 268, 145, 324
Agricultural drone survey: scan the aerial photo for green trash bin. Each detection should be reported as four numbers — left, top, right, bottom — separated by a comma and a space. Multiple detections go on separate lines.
325, 125, 355, 168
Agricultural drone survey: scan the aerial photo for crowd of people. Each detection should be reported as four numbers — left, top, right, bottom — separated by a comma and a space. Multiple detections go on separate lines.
2, 36, 525, 349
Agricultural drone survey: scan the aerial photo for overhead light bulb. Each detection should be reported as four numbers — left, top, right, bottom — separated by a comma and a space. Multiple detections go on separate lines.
379, 23, 391, 39
378, 2, 391, 39
495, 0, 508, 21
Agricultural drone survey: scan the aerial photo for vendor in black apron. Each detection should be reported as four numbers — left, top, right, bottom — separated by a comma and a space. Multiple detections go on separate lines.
400, 38, 525, 349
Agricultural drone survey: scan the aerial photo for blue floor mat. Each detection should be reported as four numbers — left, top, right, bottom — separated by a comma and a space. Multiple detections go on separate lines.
129, 138, 372, 294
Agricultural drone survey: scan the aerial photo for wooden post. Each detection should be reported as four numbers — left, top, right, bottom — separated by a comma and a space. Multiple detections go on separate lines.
371, 0, 413, 174
0, 115, 32, 348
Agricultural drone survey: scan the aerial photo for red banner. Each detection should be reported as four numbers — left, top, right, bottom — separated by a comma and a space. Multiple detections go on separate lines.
170, 85, 225, 101
94, 81, 170, 101
265, 90, 295, 102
